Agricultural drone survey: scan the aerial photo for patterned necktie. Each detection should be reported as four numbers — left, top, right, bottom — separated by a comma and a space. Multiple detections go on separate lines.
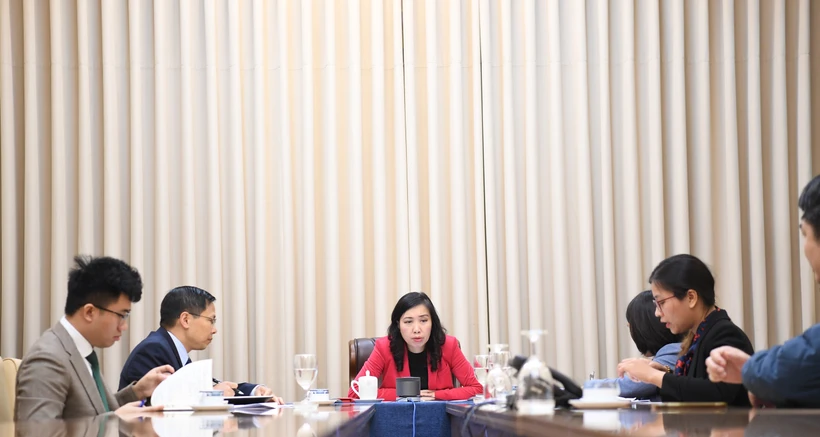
86, 351, 110, 412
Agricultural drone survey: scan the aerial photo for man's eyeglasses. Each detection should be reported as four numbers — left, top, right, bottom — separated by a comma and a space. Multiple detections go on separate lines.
190, 313, 217, 326
654, 296, 676, 314
93, 305, 130, 323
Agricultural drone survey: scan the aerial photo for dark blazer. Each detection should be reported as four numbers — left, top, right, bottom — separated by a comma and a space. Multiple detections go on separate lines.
15, 322, 138, 421
119, 327, 257, 396
659, 311, 754, 406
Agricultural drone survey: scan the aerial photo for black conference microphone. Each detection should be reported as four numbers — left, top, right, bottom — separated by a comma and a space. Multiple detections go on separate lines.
396, 377, 421, 401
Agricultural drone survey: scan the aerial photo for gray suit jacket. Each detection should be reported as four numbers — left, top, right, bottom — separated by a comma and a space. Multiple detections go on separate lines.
15, 322, 138, 421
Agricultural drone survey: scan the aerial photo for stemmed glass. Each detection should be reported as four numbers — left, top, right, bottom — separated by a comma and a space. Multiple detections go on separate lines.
522, 330, 547, 356
517, 329, 554, 414
486, 344, 510, 370
293, 354, 318, 404
473, 354, 489, 400
485, 344, 513, 402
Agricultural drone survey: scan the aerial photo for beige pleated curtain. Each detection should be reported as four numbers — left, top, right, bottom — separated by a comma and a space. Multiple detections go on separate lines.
2, 0, 820, 401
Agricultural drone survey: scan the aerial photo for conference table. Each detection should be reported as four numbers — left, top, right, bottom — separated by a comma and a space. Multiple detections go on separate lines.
5, 401, 820, 436
447, 403, 820, 436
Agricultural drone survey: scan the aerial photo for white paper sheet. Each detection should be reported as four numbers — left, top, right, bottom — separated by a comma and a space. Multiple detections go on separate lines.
151, 359, 213, 408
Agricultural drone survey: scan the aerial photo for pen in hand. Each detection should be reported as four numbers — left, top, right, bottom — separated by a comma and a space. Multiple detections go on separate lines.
213, 378, 244, 395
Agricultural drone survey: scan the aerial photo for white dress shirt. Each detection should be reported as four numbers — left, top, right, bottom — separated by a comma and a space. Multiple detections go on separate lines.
59, 317, 94, 378
166, 330, 261, 395
166, 331, 190, 366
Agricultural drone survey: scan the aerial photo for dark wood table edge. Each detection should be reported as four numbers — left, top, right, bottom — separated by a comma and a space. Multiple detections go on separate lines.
447, 403, 619, 437
320, 405, 376, 437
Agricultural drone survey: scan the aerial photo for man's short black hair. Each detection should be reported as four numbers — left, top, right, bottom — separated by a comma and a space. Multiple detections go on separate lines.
65, 255, 143, 315
160, 286, 217, 329
798, 175, 820, 239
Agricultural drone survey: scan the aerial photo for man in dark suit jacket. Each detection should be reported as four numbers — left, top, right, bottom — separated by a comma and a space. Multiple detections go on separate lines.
119, 286, 283, 404
15, 255, 170, 421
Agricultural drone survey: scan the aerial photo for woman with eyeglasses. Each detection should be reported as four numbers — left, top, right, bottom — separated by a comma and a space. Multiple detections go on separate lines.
616, 254, 754, 406
588, 290, 681, 400
348, 292, 482, 401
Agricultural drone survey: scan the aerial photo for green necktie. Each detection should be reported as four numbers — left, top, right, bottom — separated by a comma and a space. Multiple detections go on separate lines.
86, 351, 110, 412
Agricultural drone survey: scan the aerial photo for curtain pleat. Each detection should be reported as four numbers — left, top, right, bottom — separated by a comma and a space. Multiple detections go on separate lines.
48, 0, 73, 328
2, 0, 820, 397
478, 0, 820, 380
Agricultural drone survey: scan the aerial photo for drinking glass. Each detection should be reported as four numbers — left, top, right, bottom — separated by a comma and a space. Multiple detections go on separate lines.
293, 354, 318, 404
474, 354, 490, 400
517, 329, 555, 414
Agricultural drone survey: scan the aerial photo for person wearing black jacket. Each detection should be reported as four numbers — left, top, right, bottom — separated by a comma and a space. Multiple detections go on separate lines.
616, 254, 754, 406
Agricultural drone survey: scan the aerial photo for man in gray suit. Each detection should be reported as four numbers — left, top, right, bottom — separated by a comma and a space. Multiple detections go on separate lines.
15, 255, 173, 421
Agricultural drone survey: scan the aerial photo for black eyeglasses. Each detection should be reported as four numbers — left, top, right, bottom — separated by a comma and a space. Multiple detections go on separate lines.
654, 296, 676, 314
189, 313, 217, 326
93, 305, 130, 323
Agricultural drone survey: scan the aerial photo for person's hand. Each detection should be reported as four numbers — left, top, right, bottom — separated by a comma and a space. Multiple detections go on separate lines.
705, 346, 750, 384
747, 391, 775, 409
420, 390, 435, 401
253, 385, 285, 404
617, 358, 664, 387
114, 401, 164, 421
748, 392, 760, 407
133, 365, 175, 399
748, 404, 758, 422
648, 361, 671, 373
214, 381, 238, 396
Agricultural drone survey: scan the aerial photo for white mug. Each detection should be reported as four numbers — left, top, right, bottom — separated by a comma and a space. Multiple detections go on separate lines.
198, 390, 225, 406
582, 379, 619, 400
350, 370, 378, 400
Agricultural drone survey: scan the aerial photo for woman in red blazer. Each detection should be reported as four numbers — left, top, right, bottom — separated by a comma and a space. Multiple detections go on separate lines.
348, 292, 482, 401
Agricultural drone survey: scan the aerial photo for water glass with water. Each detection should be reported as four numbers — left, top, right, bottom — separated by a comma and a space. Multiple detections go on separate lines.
294, 354, 318, 403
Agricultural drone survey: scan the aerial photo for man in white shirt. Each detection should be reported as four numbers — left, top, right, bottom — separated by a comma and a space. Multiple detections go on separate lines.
15, 255, 173, 421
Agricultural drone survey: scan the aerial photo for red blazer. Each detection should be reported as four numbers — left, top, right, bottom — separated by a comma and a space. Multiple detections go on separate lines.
348, 335, 482, 401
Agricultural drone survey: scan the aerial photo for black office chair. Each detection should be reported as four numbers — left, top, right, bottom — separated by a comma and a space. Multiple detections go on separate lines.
349, 338, 378, 384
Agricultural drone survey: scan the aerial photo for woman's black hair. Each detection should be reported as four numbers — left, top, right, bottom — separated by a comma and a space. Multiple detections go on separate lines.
649, 254, 716, 307
387, 292, 447, 372
626, 290, 681, 356
649, 254, 716, 355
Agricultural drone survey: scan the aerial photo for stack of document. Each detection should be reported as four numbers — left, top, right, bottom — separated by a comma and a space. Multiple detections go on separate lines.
151, 359, 214, 409
231, 403, 286, 416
